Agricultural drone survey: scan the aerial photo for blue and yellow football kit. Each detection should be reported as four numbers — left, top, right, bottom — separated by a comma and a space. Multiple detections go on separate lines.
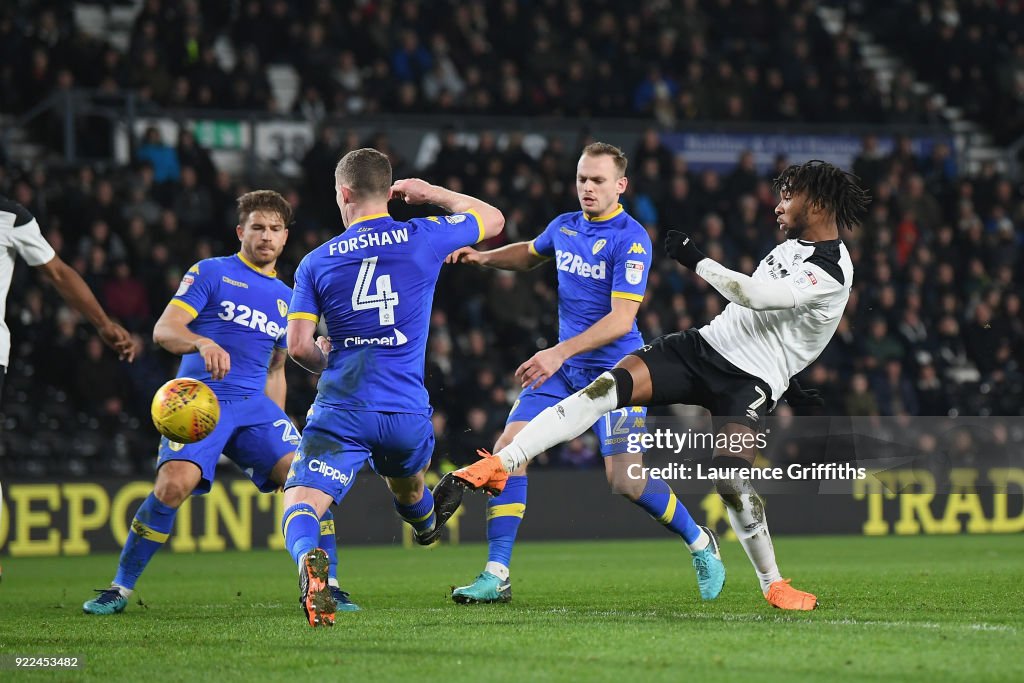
285, 211, 484, 503
157, 253, 298, 493
510, 204, 653, 455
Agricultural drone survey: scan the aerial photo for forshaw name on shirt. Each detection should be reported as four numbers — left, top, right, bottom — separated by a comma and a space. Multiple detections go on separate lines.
328, 229, 410, 256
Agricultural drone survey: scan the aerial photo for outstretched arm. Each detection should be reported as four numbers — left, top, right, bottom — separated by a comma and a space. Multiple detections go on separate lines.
516, 297, 640, 389
35, 256, 136, 361
153, 303, 232, 379
665, 230, 796, 311
391, 178, 505, 241
445, 241, 549, 271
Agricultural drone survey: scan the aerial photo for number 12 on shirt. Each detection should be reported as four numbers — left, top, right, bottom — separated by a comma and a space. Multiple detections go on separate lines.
352, 256, 399, 325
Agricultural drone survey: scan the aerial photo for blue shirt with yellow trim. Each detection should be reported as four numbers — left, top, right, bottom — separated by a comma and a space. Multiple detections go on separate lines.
530, 204, 652, 370
289, 211, 483, 415
170, 254, 292, 400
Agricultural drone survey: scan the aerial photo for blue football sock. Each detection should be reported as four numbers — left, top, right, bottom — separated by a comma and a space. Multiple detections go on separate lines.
394, 488, 436, 534
113, 493, 177, 590
282, 503, 321, 566
319, 508, 338, 582
486, 475, 528, 569
634, 478, 700, 544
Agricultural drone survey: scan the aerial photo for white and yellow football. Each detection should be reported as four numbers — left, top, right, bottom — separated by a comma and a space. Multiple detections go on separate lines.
150, 377, 220, 444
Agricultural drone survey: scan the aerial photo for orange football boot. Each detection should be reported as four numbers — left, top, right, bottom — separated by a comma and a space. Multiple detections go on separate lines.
453, 449, 509, 495
765, 579, 817, 610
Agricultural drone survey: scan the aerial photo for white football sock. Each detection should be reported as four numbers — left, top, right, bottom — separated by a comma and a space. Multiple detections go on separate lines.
496, 373, 620, 472
112, 583, 133, 598
687, 528, 711, 553
724, 492, 783, 593
484, 561, 510, 581
328, 578, 340, 588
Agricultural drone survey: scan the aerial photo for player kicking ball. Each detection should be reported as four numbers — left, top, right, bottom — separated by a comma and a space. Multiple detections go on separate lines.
281, 149, 504, 627
435, 160, 870, 610
83, 192, 352, 615
443, 143, 724, 604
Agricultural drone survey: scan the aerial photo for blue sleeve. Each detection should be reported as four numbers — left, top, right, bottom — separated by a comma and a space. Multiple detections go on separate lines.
170, 261, 215, 318
530, 218, 558, 258
414, 212, 485, 261
287, 255, 321, 324
610, 228, 652, 303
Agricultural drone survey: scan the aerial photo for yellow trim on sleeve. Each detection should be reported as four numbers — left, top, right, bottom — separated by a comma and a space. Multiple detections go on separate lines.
528, 240, 553, 259
287, 311, 320, 322
169, 298, 198, 318
349, 212, 391, 227
611, 290, 644, 302
466, 209, 485, 243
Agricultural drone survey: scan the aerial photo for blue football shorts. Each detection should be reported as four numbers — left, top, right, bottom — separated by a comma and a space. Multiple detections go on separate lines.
283, 404, 434, 504
157, 394, 299, 494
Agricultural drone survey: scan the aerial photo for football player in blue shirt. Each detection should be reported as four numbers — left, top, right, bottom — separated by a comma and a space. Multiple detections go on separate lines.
441, 143, 724, 604
84, 191, 346, 614
281, 148, 504, 627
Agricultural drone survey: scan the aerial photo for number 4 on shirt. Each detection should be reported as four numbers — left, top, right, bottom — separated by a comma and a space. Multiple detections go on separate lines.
352, 256, 399, 325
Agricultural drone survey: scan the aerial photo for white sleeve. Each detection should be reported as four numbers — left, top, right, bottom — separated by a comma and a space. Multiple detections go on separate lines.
12, 217, 56, 266
695, 258, 797, 311
780, 263, 845, 307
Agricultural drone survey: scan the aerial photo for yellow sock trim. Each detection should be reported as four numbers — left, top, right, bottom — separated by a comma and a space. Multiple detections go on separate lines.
283, 509, 320, 537
487, 503, 527, 520
131, 518, 169, 544
657, 495, 678, 525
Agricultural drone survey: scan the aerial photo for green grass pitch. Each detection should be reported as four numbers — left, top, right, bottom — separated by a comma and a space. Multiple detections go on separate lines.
0, 535, 1021, 682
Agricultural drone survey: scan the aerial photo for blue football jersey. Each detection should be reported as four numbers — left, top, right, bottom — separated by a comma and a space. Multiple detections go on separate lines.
530, 204, 652, 369
170, 254, 292, 400
289, 211, 484, 415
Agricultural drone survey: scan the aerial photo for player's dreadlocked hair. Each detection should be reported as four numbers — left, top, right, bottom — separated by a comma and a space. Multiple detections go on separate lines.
772, 160, 871, 231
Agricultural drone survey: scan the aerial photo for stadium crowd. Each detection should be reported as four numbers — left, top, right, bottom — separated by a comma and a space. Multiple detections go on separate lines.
1, 123, 1022, 477
3, 0, 953, 129
1, 0, 1022, 477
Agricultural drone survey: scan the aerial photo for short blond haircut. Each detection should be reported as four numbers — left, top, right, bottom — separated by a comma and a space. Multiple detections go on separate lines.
582, 142, 628, 177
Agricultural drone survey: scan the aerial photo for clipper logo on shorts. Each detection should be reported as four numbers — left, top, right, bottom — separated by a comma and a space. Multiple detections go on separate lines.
309, 459, 354, 485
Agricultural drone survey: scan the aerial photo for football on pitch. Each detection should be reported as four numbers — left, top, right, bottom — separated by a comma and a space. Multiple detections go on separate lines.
150, 377, 220, 444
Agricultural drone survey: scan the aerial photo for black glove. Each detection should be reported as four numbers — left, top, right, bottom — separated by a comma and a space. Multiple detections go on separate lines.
664, 230, 707, 270
783, 379, 825, 407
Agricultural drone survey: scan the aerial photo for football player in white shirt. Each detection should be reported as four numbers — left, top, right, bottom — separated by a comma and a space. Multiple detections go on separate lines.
1, 195, 135, 401
433, 160, 869, 610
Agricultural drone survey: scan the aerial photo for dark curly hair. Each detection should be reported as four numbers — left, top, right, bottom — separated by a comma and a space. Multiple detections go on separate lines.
772, 160, 871, 231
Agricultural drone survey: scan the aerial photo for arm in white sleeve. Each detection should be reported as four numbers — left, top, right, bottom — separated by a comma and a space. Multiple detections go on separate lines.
695, 258, 797, 311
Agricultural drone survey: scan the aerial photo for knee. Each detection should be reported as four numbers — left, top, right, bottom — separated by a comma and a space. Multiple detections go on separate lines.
153, 478, 190, 508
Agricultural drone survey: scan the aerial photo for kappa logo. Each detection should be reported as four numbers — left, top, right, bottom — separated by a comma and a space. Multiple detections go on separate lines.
188, 263, 200, 274
445, 214, 467, 224
627, 242, 648, 255
277, 299, 288, 317
426, 216, 440, 223
592, 238, 607, 255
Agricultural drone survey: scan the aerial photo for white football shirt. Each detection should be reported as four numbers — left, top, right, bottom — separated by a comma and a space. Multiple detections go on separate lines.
697, 238, 853, 401
1, 197, 57, 367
